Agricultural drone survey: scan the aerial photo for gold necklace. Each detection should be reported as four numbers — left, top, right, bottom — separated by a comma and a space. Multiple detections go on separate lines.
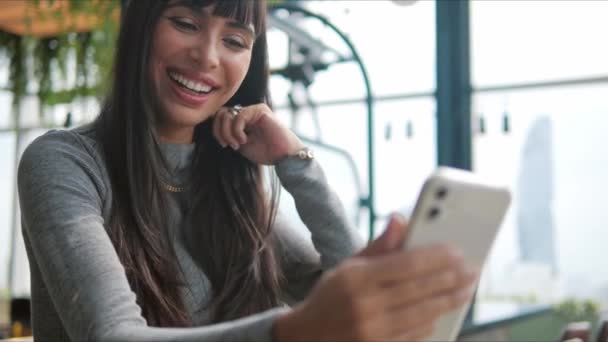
160, 179, 186, 193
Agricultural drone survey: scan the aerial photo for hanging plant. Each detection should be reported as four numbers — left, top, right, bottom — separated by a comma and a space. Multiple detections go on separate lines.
0, 32, 28, 111
0, 0, 120, 124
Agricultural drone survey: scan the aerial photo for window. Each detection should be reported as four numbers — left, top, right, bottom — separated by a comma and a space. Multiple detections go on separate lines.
373, 97, 436, 229
0, 132, 16, 325
268, 0, 437, 240
0, 92, 12, 128
471, 0, 608, 86
0, 60, 100, 316
471, 0, 608, 324
303, 0, 436, 97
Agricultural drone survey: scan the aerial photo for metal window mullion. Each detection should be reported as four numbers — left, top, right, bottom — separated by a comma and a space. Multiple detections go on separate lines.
435, 0, 474, 328
436, 0, 472, 170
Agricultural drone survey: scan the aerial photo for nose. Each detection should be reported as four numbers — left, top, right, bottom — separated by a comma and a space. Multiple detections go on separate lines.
189, 38, 219, 70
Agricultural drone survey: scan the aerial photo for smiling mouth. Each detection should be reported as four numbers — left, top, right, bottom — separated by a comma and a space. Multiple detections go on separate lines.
167, 71, 216, 95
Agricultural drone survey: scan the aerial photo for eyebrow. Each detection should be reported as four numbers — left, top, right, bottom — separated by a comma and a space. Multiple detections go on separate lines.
169, 2, 256, 38
226, 20, 256, 38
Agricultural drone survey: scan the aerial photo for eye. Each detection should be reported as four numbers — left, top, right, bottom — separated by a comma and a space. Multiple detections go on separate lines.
223, 36, 248, 50
169, 17, 198, 32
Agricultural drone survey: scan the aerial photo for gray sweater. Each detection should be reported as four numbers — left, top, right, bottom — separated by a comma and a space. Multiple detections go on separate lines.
17, 124, 364, 341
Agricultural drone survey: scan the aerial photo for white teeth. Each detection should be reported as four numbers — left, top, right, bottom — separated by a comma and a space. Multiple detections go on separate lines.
169, 71, 213, 94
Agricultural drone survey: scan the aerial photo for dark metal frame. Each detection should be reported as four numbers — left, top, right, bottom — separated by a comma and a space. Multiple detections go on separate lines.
435, 0, 476, 328
268, 4, 377, 239
436, 0, 472, 170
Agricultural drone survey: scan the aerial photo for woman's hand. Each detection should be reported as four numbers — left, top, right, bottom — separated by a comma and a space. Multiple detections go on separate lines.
212, 103, 304, 165
273, 215, 479, 342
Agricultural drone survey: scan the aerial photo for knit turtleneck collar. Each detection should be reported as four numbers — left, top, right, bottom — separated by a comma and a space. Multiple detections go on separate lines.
159, 142, 195, 182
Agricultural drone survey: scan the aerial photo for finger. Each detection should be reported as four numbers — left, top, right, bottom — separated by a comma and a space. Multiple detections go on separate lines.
212, 113, 226, 148
392, 323, 435, 342
253, 102, 272, 116
232, 111, 249, 145
388, 285, 476, 334
351, 263, 475, 337
373, 263, 477, 311
359, 243, 466, 289
358, 214, 408, 258
221, 110, 240, 150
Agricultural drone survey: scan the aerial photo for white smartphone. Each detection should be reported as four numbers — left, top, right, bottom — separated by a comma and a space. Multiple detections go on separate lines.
402, 167, 511, 342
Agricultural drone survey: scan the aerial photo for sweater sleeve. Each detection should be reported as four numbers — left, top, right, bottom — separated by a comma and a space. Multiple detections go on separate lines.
18, 131, 289, 342
274, 156, 366, 301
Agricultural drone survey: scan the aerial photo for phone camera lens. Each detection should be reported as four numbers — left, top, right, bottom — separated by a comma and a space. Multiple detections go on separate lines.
427, 207, 440, 220
436, 187, 448, 200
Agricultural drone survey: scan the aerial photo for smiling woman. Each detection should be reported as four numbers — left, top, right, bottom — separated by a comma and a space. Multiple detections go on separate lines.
16, 0, 477, 341
151, 1, 256, 143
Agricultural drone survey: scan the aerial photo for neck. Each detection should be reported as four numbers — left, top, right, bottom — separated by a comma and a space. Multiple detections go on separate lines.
157, 124, 195, 144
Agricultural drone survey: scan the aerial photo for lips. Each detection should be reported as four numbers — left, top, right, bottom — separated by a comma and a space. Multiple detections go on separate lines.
166, 74, 210, 107
168, 71, 213, 94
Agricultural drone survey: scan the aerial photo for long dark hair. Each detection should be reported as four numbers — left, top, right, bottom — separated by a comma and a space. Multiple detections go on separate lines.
95, 0, 282, 326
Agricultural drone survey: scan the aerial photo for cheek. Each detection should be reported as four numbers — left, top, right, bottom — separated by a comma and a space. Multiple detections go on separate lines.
149, 24, 184, 88
226, 54, 252, 92
149, 36, 168, 91
149, 55, 163, 87
148, 55, 169, 104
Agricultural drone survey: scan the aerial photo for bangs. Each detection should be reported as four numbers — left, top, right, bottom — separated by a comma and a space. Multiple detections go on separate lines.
173, 0, 263, 37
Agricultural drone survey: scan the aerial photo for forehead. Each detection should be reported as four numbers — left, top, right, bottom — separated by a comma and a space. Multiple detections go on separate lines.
165, 0, 256, 37
166, 0, 257, 26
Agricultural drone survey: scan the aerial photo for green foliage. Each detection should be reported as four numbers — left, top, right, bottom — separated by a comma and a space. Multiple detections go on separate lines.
0, 0, 120, 119
478, 293, 541, 305
268, 0, 287, 6
554, 298, 601, 322
0, 32, 28, 109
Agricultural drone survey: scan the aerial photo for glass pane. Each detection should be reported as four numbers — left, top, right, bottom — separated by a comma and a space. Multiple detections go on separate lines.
268, 7, 367, 104
374, 97, 436, 217
372, 97, 437, 239
274, 96, 437, 241
0, 132, 16, 325
0, 56, 8, 88
268, 75, 293, 109
270, 0, 435, 102
0, 91, 13, 129
17, 96, 41, 128
45, 96, 101, 128
472, 84, 608, 323
471, 0, 608, 87
10, 213, 29, 298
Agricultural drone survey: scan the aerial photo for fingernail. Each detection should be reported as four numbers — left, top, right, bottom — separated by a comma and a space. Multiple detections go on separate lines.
231, 144, 239, 150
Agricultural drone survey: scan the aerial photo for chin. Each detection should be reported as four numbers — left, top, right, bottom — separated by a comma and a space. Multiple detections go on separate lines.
160, 104, 208, 127
178, 110, 212, 126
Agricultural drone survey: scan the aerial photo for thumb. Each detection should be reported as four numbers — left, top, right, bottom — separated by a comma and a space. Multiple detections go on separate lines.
358, 214, 408, 257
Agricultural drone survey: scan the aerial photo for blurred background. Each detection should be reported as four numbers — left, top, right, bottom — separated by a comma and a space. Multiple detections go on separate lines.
1, 0, 607, 340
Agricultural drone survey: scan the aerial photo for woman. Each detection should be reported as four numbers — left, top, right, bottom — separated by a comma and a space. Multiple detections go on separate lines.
17, 0, 477, 341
